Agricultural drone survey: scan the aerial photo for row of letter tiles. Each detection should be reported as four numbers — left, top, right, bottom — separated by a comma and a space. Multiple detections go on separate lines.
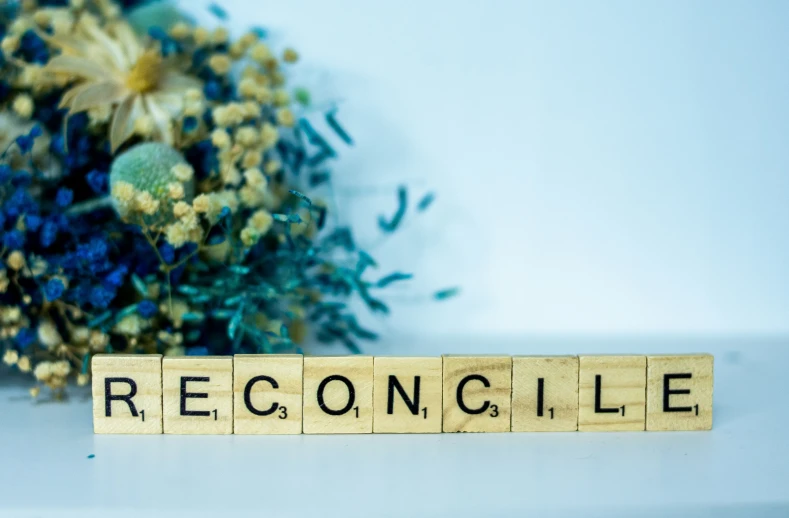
91, 354, 714, 434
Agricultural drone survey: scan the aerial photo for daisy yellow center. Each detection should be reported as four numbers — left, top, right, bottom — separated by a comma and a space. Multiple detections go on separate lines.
126, 49, 163, 94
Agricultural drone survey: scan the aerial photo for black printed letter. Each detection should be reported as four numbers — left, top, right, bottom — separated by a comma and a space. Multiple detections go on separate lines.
537, 377, 546, 417
104, 377, 138, 417
456, 374, 490, 415
180, 376, 210, 416
387, 375, 420, 415
244, 375, 279, 416
663, 373, 693, 412
594, 375, 620, 414
317, 375, 355, 416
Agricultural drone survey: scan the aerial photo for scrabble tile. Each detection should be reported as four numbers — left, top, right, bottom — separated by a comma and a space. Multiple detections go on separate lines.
233, 354, 303, 435
303, 356, 373, 434
163, 357, 233, 434
647, 354, 714, 431
373, 357, 442, 433
92, 354, 163, 434
442, 356, 512, 433
578, 355, 646, 432
511, 356, 579, 432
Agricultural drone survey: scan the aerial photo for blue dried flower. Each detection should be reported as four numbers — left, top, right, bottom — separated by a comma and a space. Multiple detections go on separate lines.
159, 243, 175, 264
55, 188, 73, 207
15, 135, 34, 154
18, 30, 49, 64
25, 214, 42, 231
89, 285, 115, 309
11, 171, 32, 188
3, 229, 25, 250
204, 80, 222, 100
85, 170, 108, 195
14, 125, 42, 154
103, 265, 128, 289
186, 346, 209, 356
15, 328, 35, 349
183, 116, 198, 133
77, 237, 109, 264
39, 220, 57, 248
44, 278, 65, 301
137, 300, 158, 318
49, 134, 66, 156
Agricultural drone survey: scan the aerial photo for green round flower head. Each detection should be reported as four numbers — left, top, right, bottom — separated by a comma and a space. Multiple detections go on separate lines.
127, 2, 193, 36
110, 142, 195, 205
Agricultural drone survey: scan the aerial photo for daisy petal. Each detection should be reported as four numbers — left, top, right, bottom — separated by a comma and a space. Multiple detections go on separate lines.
59, 83, 93, 110
148, 92, 184, 115
46, 55, 111, 80
110, 21, 145, 65
43, 33, 93, 56
144, 95, 175, 145
110, 95, 143, 153
78, 17, 133, 71
70, 82, 129, 114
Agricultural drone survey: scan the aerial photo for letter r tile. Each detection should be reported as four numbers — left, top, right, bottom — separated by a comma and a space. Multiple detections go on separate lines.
92, 354, 163, 434
163, 357, 233, 434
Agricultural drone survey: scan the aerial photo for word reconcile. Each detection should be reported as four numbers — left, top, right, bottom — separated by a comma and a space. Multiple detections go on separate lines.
92, 354, 714, 434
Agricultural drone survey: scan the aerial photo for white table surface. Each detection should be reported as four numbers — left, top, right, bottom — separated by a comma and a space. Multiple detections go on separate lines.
1, 335, 788, 517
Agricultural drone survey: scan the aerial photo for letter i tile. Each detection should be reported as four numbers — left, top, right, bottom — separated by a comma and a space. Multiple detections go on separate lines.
511, 356, 579, 432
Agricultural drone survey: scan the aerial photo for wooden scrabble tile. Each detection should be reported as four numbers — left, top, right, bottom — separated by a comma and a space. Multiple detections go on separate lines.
442, 356, 512, 433
92, 354, 163, 434
233, 354, 303, 435
373, 357, 442, 433
163, 357, 233, 434
511, 356, 579, 432
646, 354, 714, 431
303, 356, 373, 434
578, 355, 646, 432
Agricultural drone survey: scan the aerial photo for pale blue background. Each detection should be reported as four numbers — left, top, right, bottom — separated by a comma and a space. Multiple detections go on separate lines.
4, 6, 788, 516
186, 0, 789, 336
